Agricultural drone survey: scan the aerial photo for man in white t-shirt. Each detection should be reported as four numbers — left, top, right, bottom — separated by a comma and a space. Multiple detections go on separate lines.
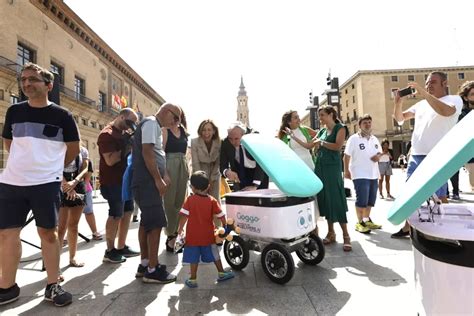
344, 114, 382, 234
391, 71, 463, 238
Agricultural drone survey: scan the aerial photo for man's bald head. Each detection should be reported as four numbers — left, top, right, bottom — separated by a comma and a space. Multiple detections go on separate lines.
156, 103, 181, 128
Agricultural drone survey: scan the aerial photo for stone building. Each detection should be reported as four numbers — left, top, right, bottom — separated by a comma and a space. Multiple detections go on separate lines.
302, 66, 474, 158
0, 0, 165, 169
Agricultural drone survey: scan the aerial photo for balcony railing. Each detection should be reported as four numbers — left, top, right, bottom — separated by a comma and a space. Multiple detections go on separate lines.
59, 85, 96, 107
0, 56, 20, 74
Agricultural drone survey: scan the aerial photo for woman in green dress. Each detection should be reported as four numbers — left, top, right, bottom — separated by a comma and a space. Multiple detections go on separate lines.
313, 106, 352, 251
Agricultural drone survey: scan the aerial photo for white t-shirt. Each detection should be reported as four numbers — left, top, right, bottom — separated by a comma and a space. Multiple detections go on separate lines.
378, 153, 391, 163
344, 133, 381, 180
407, 95, 463, 155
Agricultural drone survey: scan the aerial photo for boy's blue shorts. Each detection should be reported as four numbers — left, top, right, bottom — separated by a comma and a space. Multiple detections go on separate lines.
183, 244, 220, 264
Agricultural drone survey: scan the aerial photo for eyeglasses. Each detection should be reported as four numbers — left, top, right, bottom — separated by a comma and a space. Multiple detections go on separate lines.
20, 76, 45, 84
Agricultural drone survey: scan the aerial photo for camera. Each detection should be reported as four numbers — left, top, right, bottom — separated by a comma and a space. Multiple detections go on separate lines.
398, 87, 416, 97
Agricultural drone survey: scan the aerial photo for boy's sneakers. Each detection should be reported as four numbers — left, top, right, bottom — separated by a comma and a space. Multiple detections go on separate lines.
117, 245, 140, 258
103, 249, 126, 263
135, 264, 147, 278
185, 279, 198, 288
44, 283, 72, 307
143, 265, 177, 284
355, 221, 371, 234
364, 218, 382, 230
0, 283, 20, 306
217, 271, 235, 282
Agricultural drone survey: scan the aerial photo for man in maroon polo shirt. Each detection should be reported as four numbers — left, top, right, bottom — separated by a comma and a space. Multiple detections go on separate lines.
98, 108, 139, 263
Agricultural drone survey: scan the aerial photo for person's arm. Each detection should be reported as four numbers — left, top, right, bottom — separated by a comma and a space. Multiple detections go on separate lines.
102, 151, 121, 166
3, 139, 11, 152
64, 141, 80, 166
177, 214, 188, 235
343, 154, 351, 179
319, 126, 346, 151
161, 127, 168, 150
191, 139, 201, 173
409, 82, 456, 117
393, 92, 415, 123
142, 143, 167, 196
287, 129, 316, 150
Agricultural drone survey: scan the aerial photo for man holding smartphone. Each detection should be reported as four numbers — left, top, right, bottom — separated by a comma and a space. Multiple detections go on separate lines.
391, 71, 463, 238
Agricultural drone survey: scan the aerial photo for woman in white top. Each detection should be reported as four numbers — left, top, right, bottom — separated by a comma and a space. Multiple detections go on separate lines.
278, 110, 317, 170
378, 139, 394, 199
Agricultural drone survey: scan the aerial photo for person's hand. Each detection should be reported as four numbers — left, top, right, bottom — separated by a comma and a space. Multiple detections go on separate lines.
163, 174, 171, 186
226, 170, 240, 183
155, 178, 168, 196
241, 185, 257, 191
370, 154, 381, 162
62, 179, 78, 193
344, 170, 352, 180
65, 190, 78, 200
284, 127, 293, 137
408, 82, 427, 98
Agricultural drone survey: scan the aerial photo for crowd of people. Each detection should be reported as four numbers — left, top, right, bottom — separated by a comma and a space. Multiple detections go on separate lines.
0, 63, 473, 308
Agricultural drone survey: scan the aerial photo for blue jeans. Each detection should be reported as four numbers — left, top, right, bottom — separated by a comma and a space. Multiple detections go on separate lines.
407, 155, 448, 198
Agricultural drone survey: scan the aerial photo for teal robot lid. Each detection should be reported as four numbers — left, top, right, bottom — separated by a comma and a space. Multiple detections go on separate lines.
241, 133, 323, 197
387, 111, 474, 225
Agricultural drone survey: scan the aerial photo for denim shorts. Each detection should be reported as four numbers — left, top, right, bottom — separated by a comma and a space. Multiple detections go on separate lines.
0, 182, 61, 229
407, 155, 447, 198
353, 178, 378, 208
183, 244, 219, 264
83, 190, 94, 214
101, 185, 134, 218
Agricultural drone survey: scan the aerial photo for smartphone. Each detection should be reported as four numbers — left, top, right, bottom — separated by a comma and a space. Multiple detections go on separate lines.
398, 87, 416, 97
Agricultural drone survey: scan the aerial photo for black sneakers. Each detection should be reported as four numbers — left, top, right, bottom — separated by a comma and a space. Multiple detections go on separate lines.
391, 228, 410, 238
103, 248, 126, 263
143, 264, 177, 284
44, 283, 72, 307
117, 245, 140, 258
0, 283, 20, 306
135, 264, 147, 278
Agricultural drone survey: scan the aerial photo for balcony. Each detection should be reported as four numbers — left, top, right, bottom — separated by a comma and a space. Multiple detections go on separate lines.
0, 56, 19, 74
59, 85, 96, 107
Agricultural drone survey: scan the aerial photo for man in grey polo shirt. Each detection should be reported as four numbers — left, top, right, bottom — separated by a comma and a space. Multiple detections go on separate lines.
131, 103, 181, 283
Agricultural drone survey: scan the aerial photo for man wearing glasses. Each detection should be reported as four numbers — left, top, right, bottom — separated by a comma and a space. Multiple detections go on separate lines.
97, 107, 139, 263
131, 103, 181, 283
0, 63, 79, 306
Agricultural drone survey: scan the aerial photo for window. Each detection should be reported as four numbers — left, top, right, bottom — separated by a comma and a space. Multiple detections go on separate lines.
458, 73, 465, 80
408, 75, 415, 81
10, 95, 20, 104
50, 62, 64, 85
74, 76, 85, 97
345, 89, 348, 94
99, 124, 104, 131
409, 118, 415, 127
0, 89, 3, 101
353, 125, 358, 133
351, 84, 355, 89
73, 115, 79, 123
90, 121, 96, 129
391, 88, 398, 99
81, 118, 87, 126
98, 91, 106, 112
17, 43, 35, 66
353, 109, 357, 120
352, 96, 356, 103
391, 76, 398, 82
345, 100, 348, 107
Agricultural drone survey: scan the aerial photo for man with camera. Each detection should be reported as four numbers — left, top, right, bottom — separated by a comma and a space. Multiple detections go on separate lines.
220, 122, 268, 192
97, 108, 139, 263
0, 63, 79, 306
391, 71, 463, 238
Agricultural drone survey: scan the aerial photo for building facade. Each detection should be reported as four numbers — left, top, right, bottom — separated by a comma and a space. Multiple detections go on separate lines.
236, 76, 249, 127
302, 66, 474, 158
0, 0, 165, 169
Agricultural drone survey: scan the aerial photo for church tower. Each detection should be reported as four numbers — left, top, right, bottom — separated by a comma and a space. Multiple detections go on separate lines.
237, 76, 249, 127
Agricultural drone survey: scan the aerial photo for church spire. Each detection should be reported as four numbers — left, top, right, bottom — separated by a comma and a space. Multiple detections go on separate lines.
238, 75, 247, 97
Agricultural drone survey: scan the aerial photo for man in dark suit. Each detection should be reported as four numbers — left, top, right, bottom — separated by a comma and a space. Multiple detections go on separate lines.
220, 122, 268, 191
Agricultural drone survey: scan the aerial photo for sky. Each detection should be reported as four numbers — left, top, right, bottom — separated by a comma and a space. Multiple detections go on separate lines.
65, 0, 472, 137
